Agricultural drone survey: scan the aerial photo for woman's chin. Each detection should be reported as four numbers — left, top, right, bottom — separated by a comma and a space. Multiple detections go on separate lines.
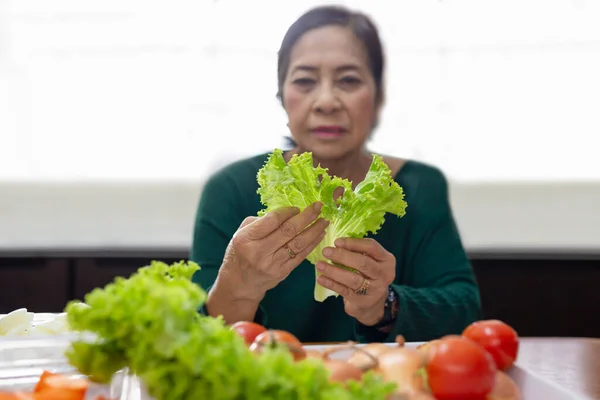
297, 140, 360, 162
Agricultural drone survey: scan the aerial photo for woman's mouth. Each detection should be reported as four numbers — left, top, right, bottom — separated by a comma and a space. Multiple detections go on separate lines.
311, 126, 347, 139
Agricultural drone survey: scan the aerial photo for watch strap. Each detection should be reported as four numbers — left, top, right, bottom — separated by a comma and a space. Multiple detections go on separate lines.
372, 286, 398, 330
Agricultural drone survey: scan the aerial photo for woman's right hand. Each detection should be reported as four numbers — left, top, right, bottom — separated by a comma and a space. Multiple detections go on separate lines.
219, 201, 329, 301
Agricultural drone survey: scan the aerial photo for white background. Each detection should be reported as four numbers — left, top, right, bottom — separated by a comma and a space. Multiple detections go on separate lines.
1, 0, 599, 251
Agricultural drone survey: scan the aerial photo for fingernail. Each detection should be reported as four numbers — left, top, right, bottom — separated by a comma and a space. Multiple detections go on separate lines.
322, 248, 332, 257
316, 262, 325, 272
334, 238, 344, 247
314, 202, 323, 212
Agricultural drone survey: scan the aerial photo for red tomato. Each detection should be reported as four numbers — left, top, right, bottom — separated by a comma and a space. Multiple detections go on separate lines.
426, 335, 497, 400
0, 393, 34, 400
250, 329, 306, 361
462, 320, 519, 371
230, 321, 267, 346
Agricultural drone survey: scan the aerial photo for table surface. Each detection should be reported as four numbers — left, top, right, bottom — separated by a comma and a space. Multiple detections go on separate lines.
515, 337, 600, 400
2, 314, 599, 398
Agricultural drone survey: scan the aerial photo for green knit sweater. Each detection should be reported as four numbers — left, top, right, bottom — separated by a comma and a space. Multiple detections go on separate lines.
190, 152, 482, 343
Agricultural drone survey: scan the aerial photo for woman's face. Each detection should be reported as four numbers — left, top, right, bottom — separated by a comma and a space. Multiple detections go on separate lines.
282, 25, 381, 161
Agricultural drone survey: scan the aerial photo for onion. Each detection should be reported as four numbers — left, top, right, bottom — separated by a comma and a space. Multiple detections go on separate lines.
344, 336, 405, 371
416, 339, 442, 358
324, 359, 364, 383
394, 336, 407, 346
387, 391, 437, 400
347, 343, 394, 370
305, 350, 325, 360
248, 340, 307, 361
376, 347, 428, 394
487, 371, 522, 400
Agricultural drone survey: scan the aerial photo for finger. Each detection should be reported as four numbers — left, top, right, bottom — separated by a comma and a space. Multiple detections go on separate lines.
316, 275, 353, 298
232, 217, 259, 242
316, 261, 365, 292
245, 207, 300, 240
275, 218, 330, 262
266, 202, 323, 248
281, 229, 327, 276
239, 216, 259, 229
322, 246, 378, 279
334, 238, 390, 262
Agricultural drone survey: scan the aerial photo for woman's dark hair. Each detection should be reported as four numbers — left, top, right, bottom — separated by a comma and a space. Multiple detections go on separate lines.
276, 5, 385, 105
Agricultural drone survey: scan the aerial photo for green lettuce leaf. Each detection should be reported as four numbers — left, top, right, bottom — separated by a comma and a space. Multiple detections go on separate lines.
64, 260, 396, 400
257, 148, 408, 302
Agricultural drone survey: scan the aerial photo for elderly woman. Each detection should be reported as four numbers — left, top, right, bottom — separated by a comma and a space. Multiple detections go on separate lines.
190, 5, 482, 343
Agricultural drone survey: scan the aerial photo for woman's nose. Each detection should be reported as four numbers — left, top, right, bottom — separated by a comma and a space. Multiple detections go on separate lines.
313, 85, 340, 114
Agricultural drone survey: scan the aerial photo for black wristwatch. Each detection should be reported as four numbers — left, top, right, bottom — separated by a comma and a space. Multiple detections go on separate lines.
372, 286, 398, 330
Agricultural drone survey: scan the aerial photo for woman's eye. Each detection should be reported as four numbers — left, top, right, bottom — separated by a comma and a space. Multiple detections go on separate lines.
292, 78, 315, 86
340, 76, 361, 85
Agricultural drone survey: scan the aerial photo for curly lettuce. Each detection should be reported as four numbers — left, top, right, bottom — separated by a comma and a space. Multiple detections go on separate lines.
64, 260, 395, 400
257, 149, 408, 302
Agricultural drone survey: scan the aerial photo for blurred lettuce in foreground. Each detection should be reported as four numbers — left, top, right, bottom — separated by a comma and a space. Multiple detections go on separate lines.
64, 260, 395, 400
257, 149, 408, 302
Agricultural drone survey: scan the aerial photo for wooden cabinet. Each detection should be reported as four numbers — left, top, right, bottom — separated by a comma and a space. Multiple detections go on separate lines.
0, 258, 69, 313
1, 253, 599, 338
473, 258, 600, 338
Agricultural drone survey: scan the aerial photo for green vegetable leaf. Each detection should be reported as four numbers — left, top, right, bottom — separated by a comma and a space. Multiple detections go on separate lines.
64, 260, 396, 400
257, 149, 408, 302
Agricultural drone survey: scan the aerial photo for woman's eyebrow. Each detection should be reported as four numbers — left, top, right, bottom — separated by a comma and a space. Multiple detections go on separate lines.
291, 64, 361, 73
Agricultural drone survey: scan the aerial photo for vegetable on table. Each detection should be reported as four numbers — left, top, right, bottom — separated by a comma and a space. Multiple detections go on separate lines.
0, 309, 71, 337
229, 321, 267, 346
487, 370, 523, 400
249, 329, 307, 361
462, 320, 520, 371
322, 360, 364, 384
0, 370, 89, 400
53, 259, 523, 400
425, 335, 497, 400
62, 260, 396, 400
256, 148, 408, 302
295, 330, 522, 400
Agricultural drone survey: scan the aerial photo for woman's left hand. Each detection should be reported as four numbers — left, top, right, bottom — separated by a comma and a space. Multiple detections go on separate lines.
316, 237, 396, 326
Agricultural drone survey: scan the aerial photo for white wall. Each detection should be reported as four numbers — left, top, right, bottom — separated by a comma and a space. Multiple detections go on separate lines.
1, 181, 599, 252
1, 1, 599, 253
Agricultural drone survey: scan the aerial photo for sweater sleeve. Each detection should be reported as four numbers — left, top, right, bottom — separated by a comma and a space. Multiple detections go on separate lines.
189, 170, 268, 326
355, 167, 482, 343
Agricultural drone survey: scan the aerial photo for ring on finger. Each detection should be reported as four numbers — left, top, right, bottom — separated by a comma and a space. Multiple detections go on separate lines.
354, 277, 371, 295
283, 244, 296, 259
